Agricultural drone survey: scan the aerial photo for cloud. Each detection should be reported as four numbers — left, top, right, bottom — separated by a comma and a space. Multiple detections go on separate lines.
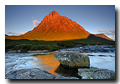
33, 20, 39, 26
109, 28, 115, 34
19, 32, 25, 35
98, 28, 115, 40
98, 30, 106, 32
8, 32, 25, 36
8, 32, 17, 35
105, 28, 115, 36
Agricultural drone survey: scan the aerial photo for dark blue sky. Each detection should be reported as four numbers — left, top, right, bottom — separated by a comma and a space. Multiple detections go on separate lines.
5, 5, 115, 39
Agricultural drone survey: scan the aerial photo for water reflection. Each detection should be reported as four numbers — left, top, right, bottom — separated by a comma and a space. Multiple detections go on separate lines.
33, 52, 60, 75
33, 52, 81, 78
55, 64, 81, 79
32, 52, 115, 77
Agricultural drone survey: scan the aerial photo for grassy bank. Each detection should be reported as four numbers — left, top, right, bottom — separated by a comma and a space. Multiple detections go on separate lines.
5, 38, 115, 52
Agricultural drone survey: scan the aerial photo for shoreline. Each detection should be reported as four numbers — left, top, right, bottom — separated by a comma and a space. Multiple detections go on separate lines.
5, 44, 115, 53
5, 46, 115, 79
5, 53, 115, 79
5, 68, 79, 79
5, 67, 115, 79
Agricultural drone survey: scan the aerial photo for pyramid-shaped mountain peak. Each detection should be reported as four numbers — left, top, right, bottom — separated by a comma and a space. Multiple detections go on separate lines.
51, 10, 59, 15
5, 11, 113, 41
51, 10, 59, 14
48, 10, 60, 17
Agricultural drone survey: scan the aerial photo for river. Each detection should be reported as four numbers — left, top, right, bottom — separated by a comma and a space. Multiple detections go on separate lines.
5, 48, 115, 78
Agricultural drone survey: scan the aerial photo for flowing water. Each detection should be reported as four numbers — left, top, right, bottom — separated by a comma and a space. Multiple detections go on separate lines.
5, 49, 115, 78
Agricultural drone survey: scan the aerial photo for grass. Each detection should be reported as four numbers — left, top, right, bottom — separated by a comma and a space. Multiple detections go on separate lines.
5, 38, 115, 52
90, 66, 99, 69
5, 39, 59, 52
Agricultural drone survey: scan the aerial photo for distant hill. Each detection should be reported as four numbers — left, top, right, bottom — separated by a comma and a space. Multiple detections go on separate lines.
87, 34, 113, 42
5, 34, 8, 36
94, 33, 113, 41
5, 10, 113, 41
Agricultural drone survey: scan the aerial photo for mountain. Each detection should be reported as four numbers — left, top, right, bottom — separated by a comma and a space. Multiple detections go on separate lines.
87, 34, 113, 42
5, 34, 8, 36
94, 33, 113, 41
5, 10, 113, 41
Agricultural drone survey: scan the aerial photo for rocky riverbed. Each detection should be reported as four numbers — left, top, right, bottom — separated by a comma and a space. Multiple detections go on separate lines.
5, 45, 115, 79
5, 53, 67, 79
55, 45, 115, 53
5, 68, 79, 79
54, 52, 115, 79
78, 68, 115, 79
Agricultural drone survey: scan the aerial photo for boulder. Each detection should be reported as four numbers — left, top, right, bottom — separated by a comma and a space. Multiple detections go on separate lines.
78, 69, 115, 79
5, 68, 79, 79
54, 52, 90, 68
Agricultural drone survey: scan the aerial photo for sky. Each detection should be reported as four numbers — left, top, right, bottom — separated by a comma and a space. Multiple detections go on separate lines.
5, 5, 115, 40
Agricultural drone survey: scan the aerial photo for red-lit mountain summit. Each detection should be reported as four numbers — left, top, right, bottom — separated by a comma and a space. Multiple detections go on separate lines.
24, 10, 90, 40
5, 11, 113, 41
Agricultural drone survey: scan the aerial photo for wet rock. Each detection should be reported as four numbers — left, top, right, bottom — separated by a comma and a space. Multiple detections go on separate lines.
109, 55, 114, 57
5, 68, 55, 79
55, 64, 79, 78
55, 76, 79, 79
27, 50, 49, 53
54, 52, 90, 68
87, 54, 95, 56
74, 44, 83, 47
8, 50, 17, 53
5, 68, 78, 79
78, 69, 115, 79
17, 50, 22, 53
100, 49, 109, 52
98, 55, 106, 57
109, 50, 114, 52
58, 45, 115, 53
80, 45, 115, 53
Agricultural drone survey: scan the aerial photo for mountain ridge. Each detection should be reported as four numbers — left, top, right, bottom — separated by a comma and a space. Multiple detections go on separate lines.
5, 10, 113, 41
94, 33, 113, 41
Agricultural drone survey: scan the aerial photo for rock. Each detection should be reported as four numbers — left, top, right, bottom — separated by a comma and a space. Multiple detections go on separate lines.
100, 49, 109, 52
109, 50, 114, 52
27, 50, 49, 53
54, 52, 90, 68
74, 44, 83, 47
5, 68, 78, 79
109, 55, 114, 57
87, 54, 95, 56
8, 50, 16, 53
81, 45, 115, 53
55, 76, 79, 79
98, 55, 106, 57
78, 69, 115, 79
58, 45, 115, 53
17, 50, 21, 53
5, 68, 54, 79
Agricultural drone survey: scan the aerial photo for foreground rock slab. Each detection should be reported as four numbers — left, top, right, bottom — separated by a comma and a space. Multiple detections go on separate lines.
78, 69, 115, 79
54, 52, 90, 68
5, 68, 79, 79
